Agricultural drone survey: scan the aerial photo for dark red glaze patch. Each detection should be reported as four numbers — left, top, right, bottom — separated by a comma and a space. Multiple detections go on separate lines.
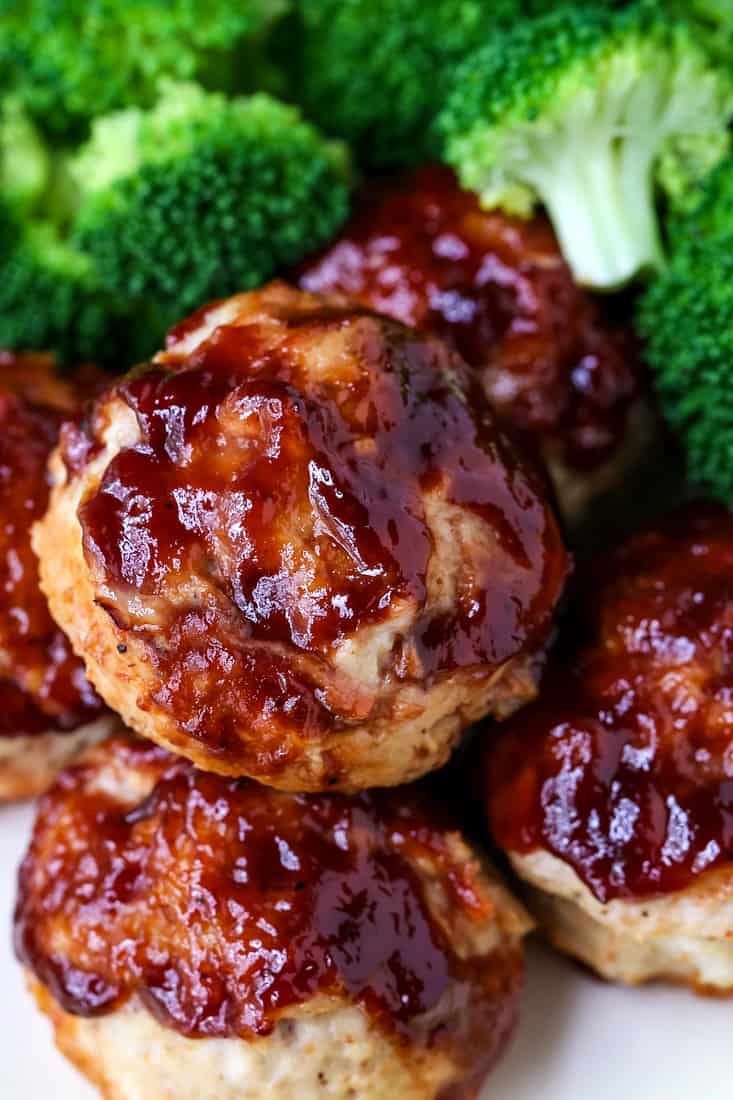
16, 735, 522, 1089
299, 165, 640, 473
0, 352, 105, 737
73, 287, 567, 771
487, 503, 733, 902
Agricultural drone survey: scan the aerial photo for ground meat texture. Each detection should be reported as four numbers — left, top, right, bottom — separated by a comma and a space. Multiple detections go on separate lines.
38, 284, 568, 788
16, 735, 529, 1098
486, 503, 733, 904
0, 351, 105, 737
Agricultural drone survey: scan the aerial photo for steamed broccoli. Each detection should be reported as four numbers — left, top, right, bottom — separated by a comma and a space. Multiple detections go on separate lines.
0, 105, 114, 362
0, 204, 121, 363
0, 0, 289, 139
684, 0, 733, 32
66, 83, 350, 343
638, 159, 733, 502
438, 5, 733, 290
0, 100, 50, 216
643, 1, 733, 66
293, 0, 521, 167
0, 83, 349, 362
688, 1, 733, 65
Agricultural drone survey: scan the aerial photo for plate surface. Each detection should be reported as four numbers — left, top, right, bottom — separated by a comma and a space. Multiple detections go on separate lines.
1, 799, 730, 1099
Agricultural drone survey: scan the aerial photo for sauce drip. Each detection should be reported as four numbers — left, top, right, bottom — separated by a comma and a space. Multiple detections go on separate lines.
16, 735, 521, 1088
487, 504, 733, 902
74, 289, 566, 769
299, 165, 640, 473
0, 352, 105, 736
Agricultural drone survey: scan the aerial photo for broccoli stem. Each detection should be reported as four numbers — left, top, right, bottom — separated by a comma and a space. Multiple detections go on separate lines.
527, 138, 662, 290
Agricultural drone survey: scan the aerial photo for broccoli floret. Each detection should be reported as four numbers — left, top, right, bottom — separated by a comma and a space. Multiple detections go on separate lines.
293, 0, 521, 167
687, 0, 733, 26
638, 158, 733, 501
0, 103, 124, 362
0, 83, 350, 363
684, 1, 733, 64
0, 205, 123, 363
66, 83, 350, 345
0, 0, 289, 139
439, 5, 733, 290
0, 100, 51, 217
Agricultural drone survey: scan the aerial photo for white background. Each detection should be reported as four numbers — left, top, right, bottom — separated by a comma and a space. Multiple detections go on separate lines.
1, 799, 730, 1099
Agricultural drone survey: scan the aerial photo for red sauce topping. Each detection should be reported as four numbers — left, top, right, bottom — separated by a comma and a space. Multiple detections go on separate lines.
73, 286, 567, 771
487, 503, 733, 902
0, 352, 105, 737
16, 735, 522, 1089
299, 165, 640, 473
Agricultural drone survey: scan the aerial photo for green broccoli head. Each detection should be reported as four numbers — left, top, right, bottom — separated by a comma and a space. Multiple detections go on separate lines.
0, 0, 289, 139
294, 0, 520, 167
0, 204, 122, 363
683, 0, 733, 65
687, 0, 733, 25
439, 4, 733, 290
638, 158, 733, 501
68, 83, 351, 339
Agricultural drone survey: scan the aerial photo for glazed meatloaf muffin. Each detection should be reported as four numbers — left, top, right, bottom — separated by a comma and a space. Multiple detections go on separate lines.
485, 503, 733, 991
299, 165, 653, 526
35, 282, 568, 790
15, 734, 532, 1100
0, 351, 112, 800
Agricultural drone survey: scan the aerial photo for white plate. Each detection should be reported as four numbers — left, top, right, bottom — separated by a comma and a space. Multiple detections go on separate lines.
1, 798, 730, 1099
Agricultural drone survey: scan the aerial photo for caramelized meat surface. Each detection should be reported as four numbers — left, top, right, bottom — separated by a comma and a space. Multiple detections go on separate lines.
0, 351, 105, 737
40, 284, 568, 788
487, 503, 733, 902
16, 734, 526, 1095
299, 165, 642, 476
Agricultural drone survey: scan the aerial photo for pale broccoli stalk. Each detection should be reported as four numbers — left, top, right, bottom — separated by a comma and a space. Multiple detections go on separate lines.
439, 7, 733, 289
0, 100, 50, 216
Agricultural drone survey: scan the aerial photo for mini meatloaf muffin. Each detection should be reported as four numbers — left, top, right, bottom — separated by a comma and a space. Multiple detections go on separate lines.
299, 165, 652, 526
485, 503, 733, 991
34, 282, 568, 790
15, 734, 532, 1100
0, 351, 112, 800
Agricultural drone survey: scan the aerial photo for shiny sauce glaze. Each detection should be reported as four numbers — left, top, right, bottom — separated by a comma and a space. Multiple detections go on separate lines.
73, 290, 567, 770
0, 352, 105, 736
487, 504, 733, 902
16, 735, 522, 1088
299, 165, 640, 472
